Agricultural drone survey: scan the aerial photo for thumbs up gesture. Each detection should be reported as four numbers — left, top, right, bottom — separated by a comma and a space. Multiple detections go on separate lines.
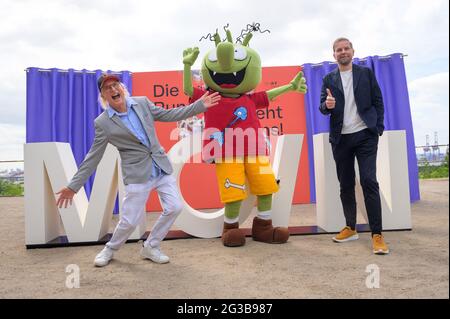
325, 88, 335, 109
290, 71, 308, 94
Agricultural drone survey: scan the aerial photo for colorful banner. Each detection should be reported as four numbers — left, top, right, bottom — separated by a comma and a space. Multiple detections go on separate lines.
132, 66, 311, 211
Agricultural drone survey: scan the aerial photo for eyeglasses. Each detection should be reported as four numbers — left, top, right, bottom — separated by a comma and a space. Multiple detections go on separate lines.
101, 82, 121, 92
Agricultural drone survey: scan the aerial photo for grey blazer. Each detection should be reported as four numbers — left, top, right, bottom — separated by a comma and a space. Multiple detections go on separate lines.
68, 96, 206, 192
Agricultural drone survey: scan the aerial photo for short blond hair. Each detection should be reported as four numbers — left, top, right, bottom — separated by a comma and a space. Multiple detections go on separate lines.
97, 82, 130, 110
333, 37, 353, 51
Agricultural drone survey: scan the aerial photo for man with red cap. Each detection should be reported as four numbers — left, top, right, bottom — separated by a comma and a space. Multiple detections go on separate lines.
56, 73, 220, 267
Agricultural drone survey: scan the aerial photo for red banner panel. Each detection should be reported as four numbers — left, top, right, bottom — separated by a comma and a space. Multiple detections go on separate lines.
132, 66, 310, 212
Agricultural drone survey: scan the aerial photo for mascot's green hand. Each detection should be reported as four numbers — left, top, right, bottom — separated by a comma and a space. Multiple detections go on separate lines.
290, 71, 308, 94
183, 47, 200, 66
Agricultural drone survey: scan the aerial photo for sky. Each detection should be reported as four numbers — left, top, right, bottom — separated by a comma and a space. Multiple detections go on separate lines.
0, 0, 448, 170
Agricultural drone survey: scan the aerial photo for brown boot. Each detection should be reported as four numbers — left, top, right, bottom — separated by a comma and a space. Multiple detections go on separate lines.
252, 217, 289, 244
222, 222, 246, 247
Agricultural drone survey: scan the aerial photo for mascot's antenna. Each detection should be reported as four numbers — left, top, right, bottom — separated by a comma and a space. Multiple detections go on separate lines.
236, 22, 270, 44
199, 28, 219, 42
199, 23, 232, 43
222, 23, 230, 42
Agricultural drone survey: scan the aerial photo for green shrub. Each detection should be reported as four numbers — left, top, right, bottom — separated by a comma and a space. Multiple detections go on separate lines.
0, 179, 23, 196
418, 154, 449, 179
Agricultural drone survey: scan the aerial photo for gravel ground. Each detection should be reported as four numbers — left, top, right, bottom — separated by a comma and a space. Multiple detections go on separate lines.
0, 179, 448, 299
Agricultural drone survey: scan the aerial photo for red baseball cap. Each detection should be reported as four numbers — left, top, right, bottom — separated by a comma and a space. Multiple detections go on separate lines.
97, 74, 120, 91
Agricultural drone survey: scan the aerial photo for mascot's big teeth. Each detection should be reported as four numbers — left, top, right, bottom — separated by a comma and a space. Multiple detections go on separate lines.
213, 72, 217, 76
233, 72, 237, 76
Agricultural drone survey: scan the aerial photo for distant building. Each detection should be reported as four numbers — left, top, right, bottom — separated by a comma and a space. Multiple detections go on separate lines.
0, 168, 24, 184
416, 147, 448, 167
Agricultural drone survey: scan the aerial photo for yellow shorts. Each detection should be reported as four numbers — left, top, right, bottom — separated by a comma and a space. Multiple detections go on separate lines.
214, 156, 279, 203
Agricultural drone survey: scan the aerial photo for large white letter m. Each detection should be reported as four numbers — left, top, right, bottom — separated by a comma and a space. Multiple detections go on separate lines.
24, 142, 145, 247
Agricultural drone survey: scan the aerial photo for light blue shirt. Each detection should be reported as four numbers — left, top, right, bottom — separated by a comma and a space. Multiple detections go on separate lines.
107, 97, 164, 178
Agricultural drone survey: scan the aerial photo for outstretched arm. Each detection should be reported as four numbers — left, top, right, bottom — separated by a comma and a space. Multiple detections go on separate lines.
149, 92, 220, 122
267, 71, 307, 101
183, 47, 200, 98
61, 122, 109, 203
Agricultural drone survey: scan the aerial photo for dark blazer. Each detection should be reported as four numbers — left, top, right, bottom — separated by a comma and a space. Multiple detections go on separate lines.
319, 64, 384, 144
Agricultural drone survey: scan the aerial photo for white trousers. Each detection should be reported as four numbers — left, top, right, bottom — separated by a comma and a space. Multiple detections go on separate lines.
106, 174, 183, 250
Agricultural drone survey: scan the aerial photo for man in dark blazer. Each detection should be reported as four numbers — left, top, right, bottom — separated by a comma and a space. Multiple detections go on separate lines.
56, 74, 220, 266
319, 37, 389, 254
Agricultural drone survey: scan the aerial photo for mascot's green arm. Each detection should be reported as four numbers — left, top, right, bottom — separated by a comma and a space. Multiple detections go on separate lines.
267, 71, 307, 101
182, 47, 200, 98
267, 83, 295, 101
183, 64, 194, 97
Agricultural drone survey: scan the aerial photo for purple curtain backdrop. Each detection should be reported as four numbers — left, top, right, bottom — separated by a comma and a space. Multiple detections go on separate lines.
302, 53, 420, 203
26, 68, 132, 200
26, 56, 420, 207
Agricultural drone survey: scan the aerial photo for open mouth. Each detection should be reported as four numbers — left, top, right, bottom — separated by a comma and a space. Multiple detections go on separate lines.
112, 94, 121, 100
206, 58, 250, 89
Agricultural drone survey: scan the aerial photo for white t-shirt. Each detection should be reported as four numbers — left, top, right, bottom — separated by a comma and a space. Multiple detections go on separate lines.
340, 70, 367, 134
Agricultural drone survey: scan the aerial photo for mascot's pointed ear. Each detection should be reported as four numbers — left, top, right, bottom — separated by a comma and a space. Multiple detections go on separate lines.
226, 30, 233, 43
242, 33, 253, 46
214, 33, 221, 47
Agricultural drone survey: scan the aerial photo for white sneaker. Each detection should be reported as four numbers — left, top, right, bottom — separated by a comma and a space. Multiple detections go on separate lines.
140, 246, 170, 264
94, 246, 114, 267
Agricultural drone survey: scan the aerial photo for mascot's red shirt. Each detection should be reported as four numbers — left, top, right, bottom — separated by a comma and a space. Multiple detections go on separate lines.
189, 87, 270, 162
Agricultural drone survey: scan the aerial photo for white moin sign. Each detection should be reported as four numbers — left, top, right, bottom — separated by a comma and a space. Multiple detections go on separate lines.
24, 134, 302, 245
24, 131, 411, 246
24, 143, 146, 245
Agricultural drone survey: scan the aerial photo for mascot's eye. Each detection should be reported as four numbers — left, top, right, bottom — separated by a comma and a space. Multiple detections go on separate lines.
234, 47, 247, 61
208, 50, 218, 62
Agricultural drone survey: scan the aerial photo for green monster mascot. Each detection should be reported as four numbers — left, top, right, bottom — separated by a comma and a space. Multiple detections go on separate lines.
183, 25, 307, 247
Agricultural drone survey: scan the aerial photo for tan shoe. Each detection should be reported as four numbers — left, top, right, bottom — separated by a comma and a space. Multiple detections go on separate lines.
332, 226, 359, 243
372, 234, 389, 255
